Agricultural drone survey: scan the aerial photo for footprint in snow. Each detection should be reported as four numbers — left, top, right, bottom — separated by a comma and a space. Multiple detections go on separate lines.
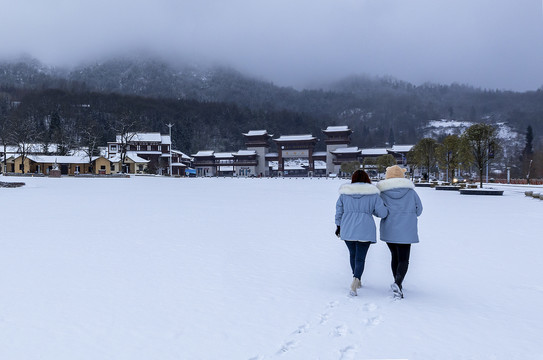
319, 312, 330, 325
339, 345, 357, 360
277, 340, 298, 354
291, 323, 309, 335
331, 324, 349, 337
327, 300, 339, 309
363, 315, 383, 326
361, 302, 378, 312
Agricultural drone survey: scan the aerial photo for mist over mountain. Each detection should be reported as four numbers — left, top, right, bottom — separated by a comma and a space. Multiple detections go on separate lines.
1, 55, 542, 159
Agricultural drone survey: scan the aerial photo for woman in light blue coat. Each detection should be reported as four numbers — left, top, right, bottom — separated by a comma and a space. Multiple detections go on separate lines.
376, 165, 423, 299
335, 170, 388, 296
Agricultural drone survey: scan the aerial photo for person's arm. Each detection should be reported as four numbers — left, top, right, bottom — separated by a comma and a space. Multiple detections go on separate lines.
335, 195, 344, 225
335, 196, 344, 237
414, 191, 423, 216
373, 195, 388, 219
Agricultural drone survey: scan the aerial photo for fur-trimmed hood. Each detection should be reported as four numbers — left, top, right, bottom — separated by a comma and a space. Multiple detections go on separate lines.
339, 182, 380, 195
376, 178, 415, 192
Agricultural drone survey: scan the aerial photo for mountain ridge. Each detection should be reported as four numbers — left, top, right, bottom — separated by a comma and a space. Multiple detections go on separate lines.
1, 55, 542, 155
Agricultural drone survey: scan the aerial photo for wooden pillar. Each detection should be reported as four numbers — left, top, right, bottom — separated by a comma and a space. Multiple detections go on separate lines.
278, 146, 283, 176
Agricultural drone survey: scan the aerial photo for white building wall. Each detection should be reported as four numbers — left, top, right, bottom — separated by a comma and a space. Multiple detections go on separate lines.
248, 147, 268, 176
326, 144, 348, 175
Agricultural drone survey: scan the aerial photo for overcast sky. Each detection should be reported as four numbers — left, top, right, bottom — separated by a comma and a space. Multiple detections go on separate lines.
1, 0, 543, 91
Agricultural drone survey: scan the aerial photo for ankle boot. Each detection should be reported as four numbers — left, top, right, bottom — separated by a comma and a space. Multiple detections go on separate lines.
350, 277, 361, 296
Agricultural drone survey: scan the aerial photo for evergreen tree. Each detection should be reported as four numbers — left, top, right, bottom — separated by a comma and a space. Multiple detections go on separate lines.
524, 125, 534, 156
522, 125, 534, 183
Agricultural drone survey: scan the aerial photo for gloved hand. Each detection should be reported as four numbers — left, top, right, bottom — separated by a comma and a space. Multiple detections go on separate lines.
335, 225, 340, 238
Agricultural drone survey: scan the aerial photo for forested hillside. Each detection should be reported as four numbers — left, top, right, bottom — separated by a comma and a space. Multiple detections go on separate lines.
1, 56, 542, 155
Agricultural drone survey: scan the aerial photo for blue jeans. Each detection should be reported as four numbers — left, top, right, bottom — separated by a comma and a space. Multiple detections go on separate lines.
344, 241, 371, 279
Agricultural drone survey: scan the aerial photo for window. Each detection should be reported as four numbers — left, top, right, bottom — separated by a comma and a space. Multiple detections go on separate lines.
110, 145, 118, 152
100, 165, 106, 170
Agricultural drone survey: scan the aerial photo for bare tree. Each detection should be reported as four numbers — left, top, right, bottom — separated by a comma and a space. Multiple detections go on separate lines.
80, 120, 102, 173
10, 113, 38, 174
112, 112, 139, 173
462, 123, 500, 188
376, 154, 396, 177
0, 93, 11, 173
436, 135, 468, 182
409, 138, 438, 180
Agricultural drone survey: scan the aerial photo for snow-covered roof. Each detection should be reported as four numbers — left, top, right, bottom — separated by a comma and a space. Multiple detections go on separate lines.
214, 152, 234, 159
69, 149, 106, 158
313, 151, 328, 157
243, 130, 271, 137
171, 162, 187, 167
108, 152, 149, 163
390, 145, 414, 153
265, 153, 278, 157
22, 155, 100, 164
1, 143, 63, 154
193, 151, 214, 157
116, 133, 165, 143
323, 126, 350, 132
331, 147, 360, 154
274, 135, 316, 142
161, 135, 172, 145
233, 150, 256, 156
361, 148, 389, 156
172, 150, 192, 160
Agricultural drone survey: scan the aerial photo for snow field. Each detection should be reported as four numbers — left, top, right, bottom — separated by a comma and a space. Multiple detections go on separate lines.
0, 176, 542, 359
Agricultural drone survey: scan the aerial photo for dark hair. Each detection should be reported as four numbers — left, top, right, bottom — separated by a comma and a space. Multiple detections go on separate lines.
351, 170, 371, 184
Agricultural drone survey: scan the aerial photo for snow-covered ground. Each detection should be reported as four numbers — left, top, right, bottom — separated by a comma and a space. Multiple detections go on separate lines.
1, 176, 542, 360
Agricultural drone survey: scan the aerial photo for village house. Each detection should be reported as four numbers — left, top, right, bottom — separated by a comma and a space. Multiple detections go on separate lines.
191, 127, 414, 177
12, 154, 112, 175
107, 132, 192, 175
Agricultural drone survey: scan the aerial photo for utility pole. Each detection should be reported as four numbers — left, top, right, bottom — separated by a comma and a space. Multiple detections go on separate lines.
166, 123, 173, 176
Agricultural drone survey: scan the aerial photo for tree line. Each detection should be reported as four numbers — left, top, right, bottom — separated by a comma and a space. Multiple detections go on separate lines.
0, 87, 324, 169
2, 57, 543, 151
407, 124, 542, 185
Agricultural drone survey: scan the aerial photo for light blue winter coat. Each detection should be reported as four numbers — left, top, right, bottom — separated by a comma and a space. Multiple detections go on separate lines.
376, 178, 423, 244
335, 183, 388, 242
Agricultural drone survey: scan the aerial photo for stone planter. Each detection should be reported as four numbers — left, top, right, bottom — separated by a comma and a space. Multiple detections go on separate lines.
49, 169, 61, 178
435, 186, 460, 191
0, 181, 25, 188
460, 189, 504, 196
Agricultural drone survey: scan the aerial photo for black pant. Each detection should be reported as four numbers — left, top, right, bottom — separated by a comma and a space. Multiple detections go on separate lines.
344, 241, 371, 280
386, 243, 411, 288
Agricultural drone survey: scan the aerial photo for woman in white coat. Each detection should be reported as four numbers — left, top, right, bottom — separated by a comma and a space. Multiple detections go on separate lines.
377, 165, 423, 299
335, 170, 388, 296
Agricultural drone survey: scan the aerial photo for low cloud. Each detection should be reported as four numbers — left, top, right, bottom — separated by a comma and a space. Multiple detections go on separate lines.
1, 0, 543, 90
